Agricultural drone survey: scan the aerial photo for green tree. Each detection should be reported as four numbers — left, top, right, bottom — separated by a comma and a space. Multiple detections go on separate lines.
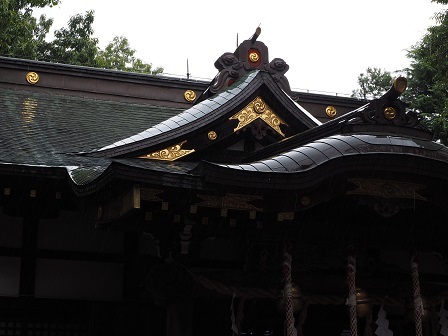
352, 67, 393, 100
405, 0, 448, 143
96, 36, 163, 74
0, 3, 163, 75
0, 0, 59, 59
48, 10, 99, 67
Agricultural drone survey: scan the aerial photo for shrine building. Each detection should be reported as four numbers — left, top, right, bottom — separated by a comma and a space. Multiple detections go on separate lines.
0, 30, 448, 336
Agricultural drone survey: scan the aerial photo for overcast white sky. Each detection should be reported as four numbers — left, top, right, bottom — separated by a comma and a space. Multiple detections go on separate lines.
34, 0, 445, 96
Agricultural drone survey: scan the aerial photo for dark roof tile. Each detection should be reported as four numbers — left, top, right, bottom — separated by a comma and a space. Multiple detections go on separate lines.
0, 87, 182, 167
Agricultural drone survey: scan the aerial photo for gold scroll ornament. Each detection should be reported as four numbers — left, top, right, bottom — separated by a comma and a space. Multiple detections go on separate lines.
184, 90, 196, 102
326, 106, 337, 118
139, 141, 195, 161
249, 52, 260, 63
384, 107, 396, 120
207, 131, 217, 140
230, 96, 287, 137
26, 72, 39, 84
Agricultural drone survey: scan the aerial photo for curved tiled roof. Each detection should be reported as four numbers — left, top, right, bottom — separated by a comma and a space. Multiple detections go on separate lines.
217, 134, 447, 173
194, 133, 448, 190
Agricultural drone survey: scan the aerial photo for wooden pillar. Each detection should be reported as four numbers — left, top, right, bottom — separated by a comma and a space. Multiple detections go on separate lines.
167, 299, 193, 336
19, 213, 38, 296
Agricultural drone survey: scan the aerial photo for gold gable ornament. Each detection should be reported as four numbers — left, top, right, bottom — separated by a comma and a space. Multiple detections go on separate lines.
139, 141, 195, 161
229, 96, 287, 137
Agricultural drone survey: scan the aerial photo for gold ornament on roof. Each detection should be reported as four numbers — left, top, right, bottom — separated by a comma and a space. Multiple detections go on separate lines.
254, 99, 266, 114
325, 106, 337, 118
249, 52, 260, 63
384, 106, 396, 120
207, 131, 217, 140
139, 141, 195, 161
184, 90, 196, 102
26, 72, 39, 84
230, 96, 287, 137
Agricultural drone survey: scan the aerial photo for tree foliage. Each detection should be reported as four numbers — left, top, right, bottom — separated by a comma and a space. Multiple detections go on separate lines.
96, 36, 163, 74
352, 1, 448, 144
0, 0, 59, 59
405, 0, 448, 143
0, 2, 163, 75
48, 10, 98, 66
352, 67, 393, 100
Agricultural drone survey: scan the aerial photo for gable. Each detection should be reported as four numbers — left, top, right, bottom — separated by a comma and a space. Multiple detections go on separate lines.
88, 71, 320, 163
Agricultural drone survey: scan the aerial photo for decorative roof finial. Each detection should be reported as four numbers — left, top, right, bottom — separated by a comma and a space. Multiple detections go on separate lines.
250, 26, 261, 44
200, 27, 299, 102
352, 76, 424, 130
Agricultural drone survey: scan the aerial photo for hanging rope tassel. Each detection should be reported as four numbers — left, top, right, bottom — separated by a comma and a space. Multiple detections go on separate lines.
283, 249, 296, 336
411, 256, 424, 336
346, 255, 358, 336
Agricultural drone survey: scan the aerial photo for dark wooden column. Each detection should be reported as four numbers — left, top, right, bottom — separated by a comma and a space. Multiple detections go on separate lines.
19, 212, 38, 296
